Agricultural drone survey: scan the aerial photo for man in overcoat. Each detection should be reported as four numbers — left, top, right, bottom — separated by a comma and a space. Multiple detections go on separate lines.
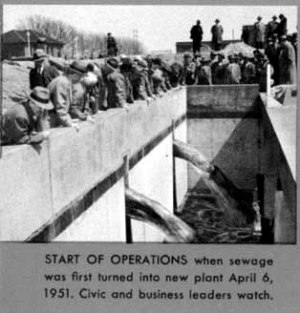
254, 16, 265, 49
29, 49, 60, 89
278, 35, 297, 85
211, 19, 223, 51
2, 87, 52, 145
106, 57, 128, 109
107, 33, 118, 57
190, 20, 203, 56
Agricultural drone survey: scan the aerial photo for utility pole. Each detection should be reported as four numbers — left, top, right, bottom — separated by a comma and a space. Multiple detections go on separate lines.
133, 29, 138, 54
26, 30, 31, 57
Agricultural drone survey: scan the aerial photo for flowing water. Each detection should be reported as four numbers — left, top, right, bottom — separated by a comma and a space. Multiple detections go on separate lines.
177, 165, 261, 243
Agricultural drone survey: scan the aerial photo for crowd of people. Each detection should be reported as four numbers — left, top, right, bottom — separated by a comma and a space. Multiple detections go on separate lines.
1, 13, 297, 146
2, 49, 188, 145
181, 32, 296, 89
188, 14, 297, 88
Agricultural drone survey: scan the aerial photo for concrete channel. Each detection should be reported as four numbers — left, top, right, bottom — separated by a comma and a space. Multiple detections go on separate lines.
0, 85, 296, 243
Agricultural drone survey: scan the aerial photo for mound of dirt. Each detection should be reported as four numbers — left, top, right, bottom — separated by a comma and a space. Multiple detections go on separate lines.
219, 42, 257, 58
2, 62, 32, 110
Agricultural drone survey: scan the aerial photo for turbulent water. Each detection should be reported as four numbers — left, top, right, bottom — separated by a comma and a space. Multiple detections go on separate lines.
177, 166, 261, 244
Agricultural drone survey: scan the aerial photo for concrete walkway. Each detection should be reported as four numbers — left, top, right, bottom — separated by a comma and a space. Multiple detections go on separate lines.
262, 93, 297, 180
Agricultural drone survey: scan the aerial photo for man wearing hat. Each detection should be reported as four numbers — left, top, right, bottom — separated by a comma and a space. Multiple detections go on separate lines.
265, 37, 280, 85
254, 16, 265, 49
211, 19, 224, 51
29, 49, 59, 90
241, 56, 256, 84
195, 56, 212, 85
131, 58, 155, 101
48, 60, 97, 128
278, 14, 288, 37
190, 20, 204, 56
182, 54, 196, 85
227, 54, 241, 84
266, 16, 279, 40
107, 33, 118, 57
2, 87, 52, 145
278, 35, 296, 85
105, 57, 128, 109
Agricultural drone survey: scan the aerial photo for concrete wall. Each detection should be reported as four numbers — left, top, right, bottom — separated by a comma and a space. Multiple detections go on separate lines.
129, 135, 173, 242
55, 180, 126, 242
260, 100, 297, 243
186, 85, 296, 243
174, 120, 188, 209
0, 88, 186, 242
187, 85, 260, 191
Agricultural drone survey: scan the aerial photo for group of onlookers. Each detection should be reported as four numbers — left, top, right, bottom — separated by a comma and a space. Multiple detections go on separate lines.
253, 14, 289, 49
1, 13, 297, 146
1, 49, 185, 145
182, 31, 297, 89
190, 19, 224, 55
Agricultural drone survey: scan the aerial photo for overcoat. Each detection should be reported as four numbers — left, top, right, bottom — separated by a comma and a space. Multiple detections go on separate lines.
2, 102, 44, 145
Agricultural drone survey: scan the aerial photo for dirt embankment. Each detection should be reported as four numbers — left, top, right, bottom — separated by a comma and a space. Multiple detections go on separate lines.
2, 61, 33, 110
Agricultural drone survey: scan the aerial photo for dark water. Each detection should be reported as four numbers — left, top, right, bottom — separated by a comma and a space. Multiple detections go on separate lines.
177, 167, 261, 244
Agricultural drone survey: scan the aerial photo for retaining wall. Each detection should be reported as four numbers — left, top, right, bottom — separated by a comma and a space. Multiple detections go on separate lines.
0, 87, 187, 242
186, 85, 296, 243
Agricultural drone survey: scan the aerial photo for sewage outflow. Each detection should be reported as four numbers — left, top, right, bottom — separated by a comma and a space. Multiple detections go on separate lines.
125, 140, 261, 243
175, 140, 262, 244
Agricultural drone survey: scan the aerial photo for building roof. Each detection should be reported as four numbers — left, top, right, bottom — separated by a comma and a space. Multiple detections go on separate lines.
2, 29, 65, 46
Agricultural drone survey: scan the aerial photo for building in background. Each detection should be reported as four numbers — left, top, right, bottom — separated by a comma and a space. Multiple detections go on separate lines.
1, 29, 65, 60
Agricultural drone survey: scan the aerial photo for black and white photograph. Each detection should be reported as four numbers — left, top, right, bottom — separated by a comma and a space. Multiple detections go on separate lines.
1, 4, 297, 244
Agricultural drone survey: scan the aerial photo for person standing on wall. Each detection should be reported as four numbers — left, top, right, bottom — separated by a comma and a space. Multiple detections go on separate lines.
254, 16, 265, 49
266, 16, 279, 40
107, 33, 118, 57
211, 19, 223, 51
277, 14, 288, 37
190, 20, 203, 56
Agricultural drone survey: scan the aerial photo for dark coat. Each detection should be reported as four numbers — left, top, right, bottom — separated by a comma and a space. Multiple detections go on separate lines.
211, 24, 224, 44
278, 41, 297, 84
2, 102, 44, 145
48, 75, 73, 127
107, 36, 118, 56
106, 70, 127, 108
254, 21, 265, 43
190, 25, 203, 41
29, 64, 59, 90
69, 82, 88, 121
195, 65, 212, 85
266, 20, 279, 38
277, 17, 287, 37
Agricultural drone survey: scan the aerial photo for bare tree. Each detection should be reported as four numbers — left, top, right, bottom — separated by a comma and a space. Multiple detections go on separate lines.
16, 14, 147, 58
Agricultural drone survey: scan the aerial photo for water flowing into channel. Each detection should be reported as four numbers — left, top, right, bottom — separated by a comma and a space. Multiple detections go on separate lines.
125, 187, 195, 243
174, 140, 260, 243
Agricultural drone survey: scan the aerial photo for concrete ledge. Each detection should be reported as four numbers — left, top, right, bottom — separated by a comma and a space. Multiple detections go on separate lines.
187, 85, 260, 113
0, 87, 186, 241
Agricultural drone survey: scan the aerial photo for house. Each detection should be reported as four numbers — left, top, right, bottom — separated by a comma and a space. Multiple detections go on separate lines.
1, 29, 65, 60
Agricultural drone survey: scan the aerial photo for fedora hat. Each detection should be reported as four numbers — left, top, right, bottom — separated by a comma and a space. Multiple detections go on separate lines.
29, 86, 53, 110
69, 61, 87, 74
107, 57, 121, 69
32, 49, 48, 62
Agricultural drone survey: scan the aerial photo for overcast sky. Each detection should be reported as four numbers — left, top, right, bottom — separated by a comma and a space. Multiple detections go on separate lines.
3, 5, 298, 52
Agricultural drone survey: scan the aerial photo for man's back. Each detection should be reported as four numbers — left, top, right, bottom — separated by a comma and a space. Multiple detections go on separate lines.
190, 25, 203, 40
107, 70, 127, 108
